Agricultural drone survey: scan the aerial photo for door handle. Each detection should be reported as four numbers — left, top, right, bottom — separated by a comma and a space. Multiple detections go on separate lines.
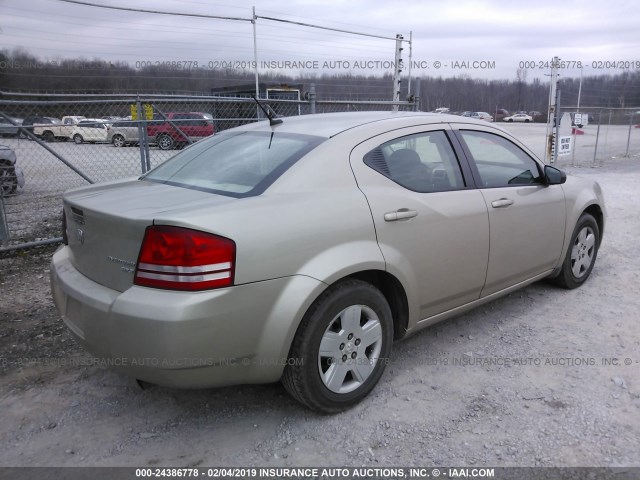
384, 209, 418, 222
491, 198, 514, 208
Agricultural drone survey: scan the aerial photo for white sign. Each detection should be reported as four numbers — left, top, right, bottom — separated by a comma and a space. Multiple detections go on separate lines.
558, 136, 572, 156
573, 113, 588, 127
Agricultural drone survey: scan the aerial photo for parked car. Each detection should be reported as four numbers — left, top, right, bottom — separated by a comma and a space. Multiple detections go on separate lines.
503, 113, 533, 123
20, 116, 61, 138
0, 118, 23, 138
494, 109, 510, 121
34, 115, 85, 142
70, 119, 109, 144
51, 111, 605, 413
0, 144, 25, 195
107, 119, 141, 147
471, 111, 493, 122
147, 112, 214, 150
460, 111, 473, 117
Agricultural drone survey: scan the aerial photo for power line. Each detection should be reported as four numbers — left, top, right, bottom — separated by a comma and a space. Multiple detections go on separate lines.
55, 0, 253, 22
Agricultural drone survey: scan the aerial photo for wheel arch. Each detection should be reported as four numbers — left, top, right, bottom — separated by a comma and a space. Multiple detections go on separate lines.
583, 203, 604, 245
268, 268, 410, 381
346, 270, 409, 341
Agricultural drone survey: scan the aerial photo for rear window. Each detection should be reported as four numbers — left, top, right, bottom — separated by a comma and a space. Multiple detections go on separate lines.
142, 131, 325, 197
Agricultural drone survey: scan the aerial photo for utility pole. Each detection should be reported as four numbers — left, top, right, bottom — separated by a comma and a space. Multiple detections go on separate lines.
252, 6, 261, 119
545, 56, 560, 164
392, 34, 404, 112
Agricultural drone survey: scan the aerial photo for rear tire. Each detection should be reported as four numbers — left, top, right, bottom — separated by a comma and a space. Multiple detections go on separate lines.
553, 213, 600, 289
112, 134, 125, 147
282, 279, 393, 413
73, 134, 84, 144
42, 130, 55, 142
157, 134, 174, 150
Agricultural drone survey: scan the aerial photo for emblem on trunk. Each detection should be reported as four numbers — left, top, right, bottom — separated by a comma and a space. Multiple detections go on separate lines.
107, 256, 136, 274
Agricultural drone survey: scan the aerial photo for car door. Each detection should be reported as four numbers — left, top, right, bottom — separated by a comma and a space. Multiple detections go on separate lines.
350, 126, 490, 326
87, 123, 107, 142
453, 127, 566, 296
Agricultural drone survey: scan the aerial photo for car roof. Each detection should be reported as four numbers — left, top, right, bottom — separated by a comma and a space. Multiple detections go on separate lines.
234, 111, 492, 138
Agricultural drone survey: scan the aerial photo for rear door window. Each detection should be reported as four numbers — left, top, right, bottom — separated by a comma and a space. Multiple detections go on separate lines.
363, 130, 466, 192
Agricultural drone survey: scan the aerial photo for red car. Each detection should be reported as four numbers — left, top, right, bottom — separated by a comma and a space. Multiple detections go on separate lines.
147, 112, 214, 150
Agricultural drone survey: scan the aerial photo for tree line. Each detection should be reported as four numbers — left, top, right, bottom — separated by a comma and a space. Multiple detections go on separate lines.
1, 48, 639, 115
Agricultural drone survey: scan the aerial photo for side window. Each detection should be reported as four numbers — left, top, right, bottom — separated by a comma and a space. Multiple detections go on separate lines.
459, 130, 542, 187
363, 131, 465, 193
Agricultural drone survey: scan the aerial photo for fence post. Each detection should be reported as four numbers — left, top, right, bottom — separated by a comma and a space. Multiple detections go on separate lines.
593, 109, 603, 166
309, 83, 316, 115
0, 193, 8, 243
135, 97, 149, 174
413, 78, 421, 112
625, 112, 634, 157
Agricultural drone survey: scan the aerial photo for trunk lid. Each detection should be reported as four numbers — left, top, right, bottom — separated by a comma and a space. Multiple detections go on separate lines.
64, 178, 235, 292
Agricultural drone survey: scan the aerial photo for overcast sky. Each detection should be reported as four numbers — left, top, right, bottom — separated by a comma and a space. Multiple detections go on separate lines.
1, 0, 639, 83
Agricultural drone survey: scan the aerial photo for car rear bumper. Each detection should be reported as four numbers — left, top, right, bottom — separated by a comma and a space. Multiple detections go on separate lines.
50, 246, 325, 388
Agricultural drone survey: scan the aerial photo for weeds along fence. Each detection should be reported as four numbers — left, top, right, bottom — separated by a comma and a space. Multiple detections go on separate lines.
0, 91, 417, 250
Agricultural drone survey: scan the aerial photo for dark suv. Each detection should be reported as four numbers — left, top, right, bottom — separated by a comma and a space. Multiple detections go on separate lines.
147, 112, 214, 150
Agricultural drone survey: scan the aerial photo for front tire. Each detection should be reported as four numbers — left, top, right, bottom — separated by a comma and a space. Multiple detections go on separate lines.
553, 213, 600, 289
73, 134, 84, 144
282, 279, 393, 413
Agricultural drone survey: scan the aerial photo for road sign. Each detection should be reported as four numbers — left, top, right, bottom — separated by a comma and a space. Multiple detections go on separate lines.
573, 113, 588, 128
558, 136, 572, 156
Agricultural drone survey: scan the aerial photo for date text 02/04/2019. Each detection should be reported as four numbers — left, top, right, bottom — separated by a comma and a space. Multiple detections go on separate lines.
519, 60, 640, 70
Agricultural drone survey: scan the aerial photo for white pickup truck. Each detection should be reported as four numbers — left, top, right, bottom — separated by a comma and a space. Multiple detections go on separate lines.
33, 116, 86, 141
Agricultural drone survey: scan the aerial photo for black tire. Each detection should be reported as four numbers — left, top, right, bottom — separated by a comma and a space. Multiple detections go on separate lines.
112, 134, 125, 147
0, 161, 18, 195
525, 119, 531, 123
42, 130, 55, 142
73, 134, 83, 144
282, 279, 393, 413
553, 213, 600, 289
157, 134, 174, 150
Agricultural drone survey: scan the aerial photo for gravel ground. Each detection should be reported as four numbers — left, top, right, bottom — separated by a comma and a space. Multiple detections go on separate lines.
0, 156, 639, 469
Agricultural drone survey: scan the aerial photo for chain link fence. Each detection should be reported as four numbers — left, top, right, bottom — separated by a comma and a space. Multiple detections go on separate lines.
0, 91, 417, 250
556, 106, 640, 167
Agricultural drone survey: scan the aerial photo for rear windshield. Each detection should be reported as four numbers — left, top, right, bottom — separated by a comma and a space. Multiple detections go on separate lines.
142, 131, 325, 197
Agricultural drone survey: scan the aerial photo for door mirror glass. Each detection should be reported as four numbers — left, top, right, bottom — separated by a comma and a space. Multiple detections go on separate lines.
544, 165, 567, 185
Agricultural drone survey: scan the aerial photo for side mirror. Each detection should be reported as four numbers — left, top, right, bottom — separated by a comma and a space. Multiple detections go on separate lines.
544, 165, 566, 185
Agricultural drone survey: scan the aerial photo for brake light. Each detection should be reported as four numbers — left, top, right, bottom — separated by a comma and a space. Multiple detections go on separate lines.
134, 226, 235, 291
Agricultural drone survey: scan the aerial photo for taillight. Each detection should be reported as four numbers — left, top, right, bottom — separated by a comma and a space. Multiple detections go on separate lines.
134, 225, 235, 291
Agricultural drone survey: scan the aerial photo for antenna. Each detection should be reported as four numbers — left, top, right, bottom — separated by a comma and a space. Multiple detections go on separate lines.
251, 96, 283, 126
